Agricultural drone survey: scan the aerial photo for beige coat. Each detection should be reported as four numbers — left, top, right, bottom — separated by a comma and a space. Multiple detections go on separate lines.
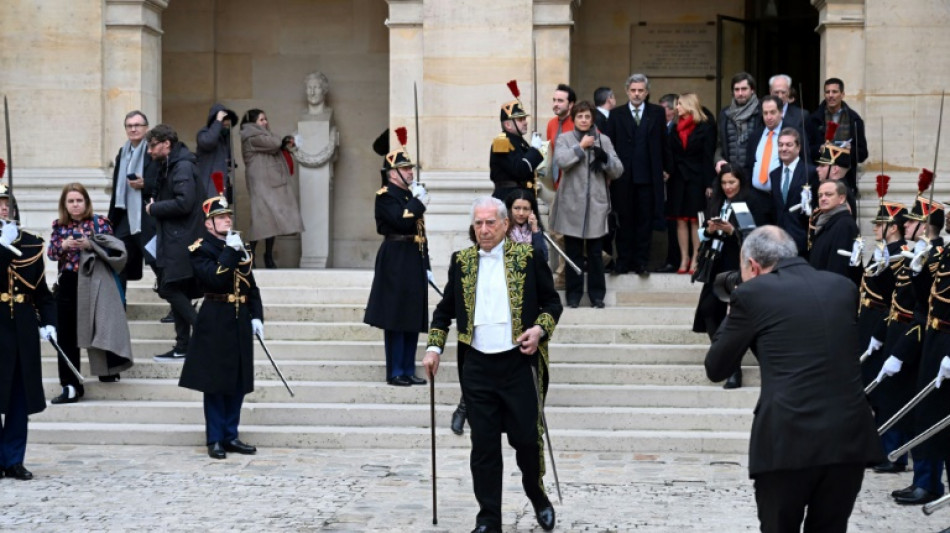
77, 234, 133, 376
549, 130, 624, 239
240, 123, 305, 241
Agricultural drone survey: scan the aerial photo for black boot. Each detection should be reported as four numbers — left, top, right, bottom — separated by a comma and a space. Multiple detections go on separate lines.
451, 398, 467, 435
264, 237, 276, 269
723, 369, 742, 389
249, 241, 258, 268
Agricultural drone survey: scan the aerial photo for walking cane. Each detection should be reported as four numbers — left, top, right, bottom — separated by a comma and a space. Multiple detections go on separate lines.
530, 364, 563, 504
430, 375, 438, 525
254, 333, 295, 397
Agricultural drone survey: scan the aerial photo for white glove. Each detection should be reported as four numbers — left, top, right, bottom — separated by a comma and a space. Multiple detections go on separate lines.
411, 182, 429, 205
0, 219, 18, 247
936, 356, 950, 388
914, 238, 930, 255
225, 230, 243, 251
849, 238, 865, 267
867, 337, 883, 354
530, 132, 543, 149
426, 269, 435, 285
799, 187, 813, 217
251, 318, 264, 339
911, 247, 929, 273
39, 325, 57, 342
875, 355, 903, 382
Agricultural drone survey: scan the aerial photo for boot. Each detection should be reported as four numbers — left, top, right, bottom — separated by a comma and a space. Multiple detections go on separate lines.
264, 237, 277, 269
450, 398, 467, 435
723, 369, 742, 389
249, 241, 258, 268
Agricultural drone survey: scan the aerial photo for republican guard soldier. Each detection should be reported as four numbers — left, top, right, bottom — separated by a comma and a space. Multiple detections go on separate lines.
490, 80, 544, 201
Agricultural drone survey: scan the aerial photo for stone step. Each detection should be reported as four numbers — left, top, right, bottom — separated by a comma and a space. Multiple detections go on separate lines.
42, 379, 760, 409
43, 340, 725, 364
32, 401, 752, 432
26, 421, 748, 453
124, 321, 710, 344
40, 359, 760, 386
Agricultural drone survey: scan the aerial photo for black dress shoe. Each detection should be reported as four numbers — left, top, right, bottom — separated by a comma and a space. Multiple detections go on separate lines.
655, 263, 677, 273
208, 442, 227, 459
264, 255, 277, 269
873, 461, 907, 473
387, 376, 412, 387
451, 403, 467, 435
892, 483, 917, 498
223, 439, 257, 455
471, 526, 501, 533
566, 301, 579, 309
632, 266, 650, 277
98, 374, 121, 383
407, 375, 427, 385
534, 501, 556, 531
4, 464, 33, 480
895, 486, 940, 505
50, 385, 80, 404
591, 299, 605, 308
723, 370, 742, 389
160, 309, 175, 323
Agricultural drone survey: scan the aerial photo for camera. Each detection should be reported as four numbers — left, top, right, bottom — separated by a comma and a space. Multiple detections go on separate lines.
712, 270, 742, 303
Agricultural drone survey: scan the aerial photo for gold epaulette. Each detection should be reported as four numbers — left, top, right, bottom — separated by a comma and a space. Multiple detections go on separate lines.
492, 133, 514, 153
188, 238, 203, 252
376, 186, 388, 196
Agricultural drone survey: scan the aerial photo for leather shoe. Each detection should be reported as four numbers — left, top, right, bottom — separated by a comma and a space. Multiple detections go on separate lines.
451, 402, 467, 435
891, 483, 917, 498
4, 464, 33, 480
723, 370, 742, 390
208, 442, 226, 459
633, 267, 650, 278
223, 439, 257, 455
534, 501, 556, 531
407, 375, 427, 385
566, 301, 580, 309
160, 309, 175, 323
387, 376, 412, 387
50, 385, 80, 404
591, 299, 605, 308
471, 526, 501, 533
873, 461, 906, 473
894, 487, 940, 505
655, 263, 677, 273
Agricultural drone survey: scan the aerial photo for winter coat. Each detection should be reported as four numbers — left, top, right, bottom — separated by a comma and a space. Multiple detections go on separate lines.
240, 123, 305, 241
196, 103, 238, 199
149, 142, 205, 285
550, 129, 623, 239
77, 234, 133, 376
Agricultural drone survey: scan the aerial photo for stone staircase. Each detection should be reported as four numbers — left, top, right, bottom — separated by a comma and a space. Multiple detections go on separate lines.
30, 269, 759, 453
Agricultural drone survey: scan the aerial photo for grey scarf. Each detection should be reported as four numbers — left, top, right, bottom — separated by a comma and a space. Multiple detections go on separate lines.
813, 203, 850, 235
115, 140, 145, 234
727, 94, 760, 138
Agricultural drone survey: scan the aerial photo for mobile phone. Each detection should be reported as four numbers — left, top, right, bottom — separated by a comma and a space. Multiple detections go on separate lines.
708, 217, 722, 223
71, 231, 83, 240
126, 173, 137, 181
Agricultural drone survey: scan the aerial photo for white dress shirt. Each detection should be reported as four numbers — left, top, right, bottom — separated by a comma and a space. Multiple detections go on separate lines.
471, 240, 517, 354
751, 121, 783, 192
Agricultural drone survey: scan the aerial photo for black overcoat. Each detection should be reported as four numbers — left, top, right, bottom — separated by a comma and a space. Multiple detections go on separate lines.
911, 249, 950, 459
808, 209, 860, 283
179, 233, 262, 395
149, 143, 205, 285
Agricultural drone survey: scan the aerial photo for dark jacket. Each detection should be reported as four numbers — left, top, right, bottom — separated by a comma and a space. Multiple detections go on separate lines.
489, 131, 544, 196
179, 232, 262, 395
149, 143, 204, 284
0, 232, 56, 415
705, 256, 884, 477
107, 147, 160, 277
911, 248, 950, 459
805, 101, 868, 191
768, 161, 818, 255
605, 101, 670, 227
195, 103, 238, 200
743, 121, 804, 188
808, 208, 860, 283
363, 183, 430, 333
717, 103, 761, 170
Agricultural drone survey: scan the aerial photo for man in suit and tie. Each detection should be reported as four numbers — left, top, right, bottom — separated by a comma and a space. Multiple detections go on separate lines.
605, 73, 669, 276
705, 225, 883, 533
745, 96, 792, 192
593, 86, 615, 133
770, 127, 817, 254
769, 74, 807, 134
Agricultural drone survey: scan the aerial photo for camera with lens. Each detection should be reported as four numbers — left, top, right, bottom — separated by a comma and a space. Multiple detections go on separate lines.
712, 270, 743, 303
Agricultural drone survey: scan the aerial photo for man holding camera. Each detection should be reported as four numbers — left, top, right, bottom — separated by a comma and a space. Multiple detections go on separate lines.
705, 225, 882, 533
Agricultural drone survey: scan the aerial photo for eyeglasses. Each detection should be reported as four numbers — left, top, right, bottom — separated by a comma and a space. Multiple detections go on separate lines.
125, 124, 148, 130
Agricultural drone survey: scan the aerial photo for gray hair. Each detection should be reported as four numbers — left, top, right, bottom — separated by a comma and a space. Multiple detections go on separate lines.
740, 226, 797, 270
769, 74, 792, 88
625, 73, 650, 91
124, 110, 148, 126
470, 196, 507, 223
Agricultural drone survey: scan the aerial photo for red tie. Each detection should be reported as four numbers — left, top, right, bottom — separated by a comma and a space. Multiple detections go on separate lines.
759, 130, 774, 185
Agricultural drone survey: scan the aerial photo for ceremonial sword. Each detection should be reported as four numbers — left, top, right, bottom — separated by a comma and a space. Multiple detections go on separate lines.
254, 333, 294, 397
49, 337, 85, 384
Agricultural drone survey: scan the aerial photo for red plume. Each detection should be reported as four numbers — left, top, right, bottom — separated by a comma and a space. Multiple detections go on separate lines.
211, 171, 225, 196
824, 122, 839, 142
395, 126, 408, 147
919, 168, 934, 194
507, 80, 520, 99
876, 174, 890, 198
0, 159, 5, 179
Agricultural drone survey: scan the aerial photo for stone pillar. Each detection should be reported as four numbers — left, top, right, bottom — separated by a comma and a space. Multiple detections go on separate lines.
296, 112, 339, 268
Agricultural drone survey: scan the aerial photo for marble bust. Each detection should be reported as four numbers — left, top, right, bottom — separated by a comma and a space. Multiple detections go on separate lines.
305, 72, 330, 117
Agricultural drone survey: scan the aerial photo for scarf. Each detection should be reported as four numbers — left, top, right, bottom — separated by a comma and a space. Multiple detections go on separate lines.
813, 203, 849, 235
509, 222, 533, 244
825, 103, 852, 145
115, 140, 145, 234
727, 94, 759, 142
676, 115, 696, 149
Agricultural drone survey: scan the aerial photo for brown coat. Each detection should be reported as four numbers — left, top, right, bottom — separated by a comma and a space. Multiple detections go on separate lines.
550, 130, 623, 239
77, 234, 133, 376
240, 123, 305, 241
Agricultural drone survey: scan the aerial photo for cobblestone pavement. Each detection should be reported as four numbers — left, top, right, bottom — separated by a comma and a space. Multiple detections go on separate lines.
1, 444, 947, 532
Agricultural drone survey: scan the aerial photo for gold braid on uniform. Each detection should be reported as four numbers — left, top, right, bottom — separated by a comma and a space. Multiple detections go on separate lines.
427, 328, 447, 350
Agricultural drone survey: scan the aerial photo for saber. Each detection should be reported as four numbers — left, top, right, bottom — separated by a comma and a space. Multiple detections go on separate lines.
927, 91, 945, 212
864, 375, 886, 395
429, 376, 438, 524
4, 96, 12, 194
428, 279, 443, 298
49, 337, 85, 384
529, 364, 562, 504
923, 492, 950, 515
888, 410, 950, 462
541, 231, 581, 275
532, 37, 538, 135
414, 82, 422, 174
859, 349, 872, 363
878, 378, 937, 435
255, 333, 294, 397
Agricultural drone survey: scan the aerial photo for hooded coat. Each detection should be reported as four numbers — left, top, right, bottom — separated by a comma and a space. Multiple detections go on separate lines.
77, 234, 133, 376
196, 103, 238, 200
240, 122, 305, 241
149, 142, 205, 285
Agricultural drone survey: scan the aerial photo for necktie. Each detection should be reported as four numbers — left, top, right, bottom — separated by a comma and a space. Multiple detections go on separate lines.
633, 107, 641, 126
758, 130, 774, 185
782, 167, 791, 203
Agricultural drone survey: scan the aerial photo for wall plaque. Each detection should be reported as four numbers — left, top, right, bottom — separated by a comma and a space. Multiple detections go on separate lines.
630, 23, 716, 78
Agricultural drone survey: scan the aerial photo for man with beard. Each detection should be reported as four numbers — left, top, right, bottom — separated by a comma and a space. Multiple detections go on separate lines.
805, 78, 868, 196
716, 72, 760, 174
145, 124, 205, 362
546, 83, 575, 187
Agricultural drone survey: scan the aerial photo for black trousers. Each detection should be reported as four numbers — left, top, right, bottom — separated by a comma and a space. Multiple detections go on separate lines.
55, 270, 84, 395
616, 183, 654, 270
462, 346, 548, 529
564, 236, 605, 304
157, 272, 198, 353
754, 463, 865, 533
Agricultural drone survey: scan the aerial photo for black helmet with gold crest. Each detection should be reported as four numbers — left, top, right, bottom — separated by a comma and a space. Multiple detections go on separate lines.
500, 80, 530, 122
202, 170, 233, 219
816, 122, 852, 168
382, 127, 413, 171
905, 169, 944, 227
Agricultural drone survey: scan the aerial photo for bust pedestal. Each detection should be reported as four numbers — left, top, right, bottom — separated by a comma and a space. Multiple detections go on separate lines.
296, 111, 337, 268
